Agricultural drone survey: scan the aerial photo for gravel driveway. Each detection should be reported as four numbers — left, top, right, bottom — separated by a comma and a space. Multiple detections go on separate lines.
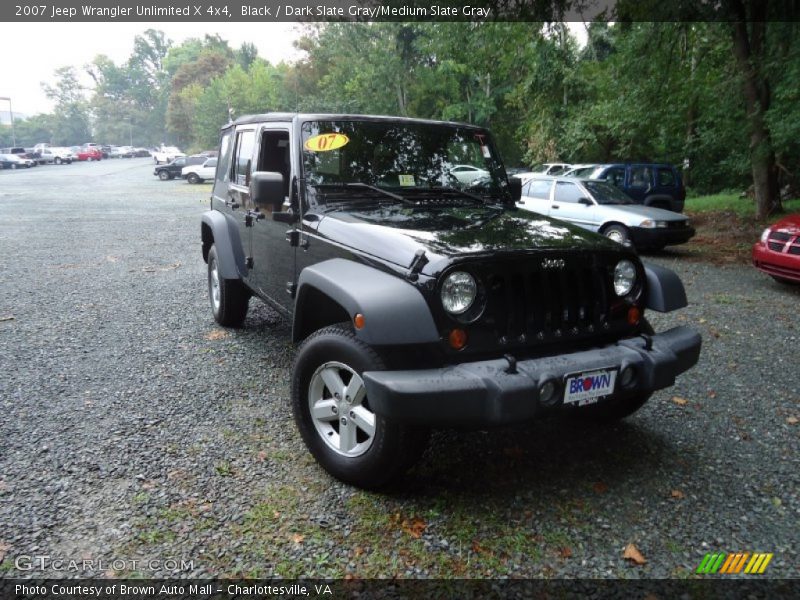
0, 160, 797, 579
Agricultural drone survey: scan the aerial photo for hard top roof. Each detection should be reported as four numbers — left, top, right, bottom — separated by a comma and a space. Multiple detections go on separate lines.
223, 112, 487, 131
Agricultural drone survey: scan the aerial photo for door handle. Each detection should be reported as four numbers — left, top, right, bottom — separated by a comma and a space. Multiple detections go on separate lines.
225, 199, 240, 209
551, 204, 560, 209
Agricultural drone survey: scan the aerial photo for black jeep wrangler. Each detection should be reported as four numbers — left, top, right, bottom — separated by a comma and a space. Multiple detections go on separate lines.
201, 113, 701, 489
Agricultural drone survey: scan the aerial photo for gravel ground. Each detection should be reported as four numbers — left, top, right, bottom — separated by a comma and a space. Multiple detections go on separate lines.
0, 159, 798, 579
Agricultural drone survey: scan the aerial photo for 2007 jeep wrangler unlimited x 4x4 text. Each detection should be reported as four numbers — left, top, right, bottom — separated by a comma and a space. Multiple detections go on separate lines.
201, 113, 701, 489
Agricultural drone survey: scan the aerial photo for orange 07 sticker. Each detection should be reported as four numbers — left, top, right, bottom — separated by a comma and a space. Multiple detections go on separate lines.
304, 133, 349, 152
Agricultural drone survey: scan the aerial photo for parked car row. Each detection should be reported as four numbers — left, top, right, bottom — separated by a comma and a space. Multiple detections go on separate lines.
153, 155, 217, 183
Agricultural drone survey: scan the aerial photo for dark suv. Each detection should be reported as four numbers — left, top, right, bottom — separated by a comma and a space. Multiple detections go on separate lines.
153, 154, 206, 180
586, 163, 686, 212
200, 113, 701, 489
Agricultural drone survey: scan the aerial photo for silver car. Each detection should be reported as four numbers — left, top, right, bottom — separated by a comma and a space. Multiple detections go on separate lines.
517, 174, 695, 250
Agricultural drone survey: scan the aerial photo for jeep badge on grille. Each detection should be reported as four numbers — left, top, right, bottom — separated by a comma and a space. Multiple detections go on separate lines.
541, 258, 566, 269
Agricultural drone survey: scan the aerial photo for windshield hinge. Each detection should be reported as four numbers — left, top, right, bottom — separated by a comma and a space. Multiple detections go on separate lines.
407, 249, 428, 281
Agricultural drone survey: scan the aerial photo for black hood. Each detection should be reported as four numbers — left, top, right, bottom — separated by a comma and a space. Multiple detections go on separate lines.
314, 204, 624, 276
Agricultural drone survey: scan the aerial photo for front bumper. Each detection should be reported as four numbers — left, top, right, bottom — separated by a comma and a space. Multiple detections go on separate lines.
752, 243, 800, 282
630, 226, 695, 248
363, 326, 701, 426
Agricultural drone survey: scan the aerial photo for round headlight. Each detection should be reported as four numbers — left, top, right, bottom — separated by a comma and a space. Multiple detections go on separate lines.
441, 271, 477, 315
613, 260, 637, 296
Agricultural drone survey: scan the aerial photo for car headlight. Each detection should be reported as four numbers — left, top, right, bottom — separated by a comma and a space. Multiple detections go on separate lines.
640, 220, 668, 228
613, 260, 637, 296
441, 271, 477, 315
760, 228, 771, 243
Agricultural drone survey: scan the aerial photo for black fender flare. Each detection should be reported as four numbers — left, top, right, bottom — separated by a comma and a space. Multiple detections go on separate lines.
643, 262, 687, 312
200, 210, 247, 280
293, 259, 439, 345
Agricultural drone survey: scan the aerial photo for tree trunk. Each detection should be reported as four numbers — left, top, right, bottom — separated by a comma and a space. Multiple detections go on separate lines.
730, 16, 781, 219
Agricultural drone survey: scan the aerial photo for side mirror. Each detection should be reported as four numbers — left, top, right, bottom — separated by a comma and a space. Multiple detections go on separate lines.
578, 197, 592, 206
251, 171, 284, 211
508, 176, 522, 203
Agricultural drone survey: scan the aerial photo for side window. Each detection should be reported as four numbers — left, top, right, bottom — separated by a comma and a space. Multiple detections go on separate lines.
657, 168, 676, 187
257, 129, 291, 208
217, 131, 233, 183
554, 181, 583, 203
604, 167, 625, 187
526, 179, 552, 199
629, 166, 651, 188
231, 129, 255, 187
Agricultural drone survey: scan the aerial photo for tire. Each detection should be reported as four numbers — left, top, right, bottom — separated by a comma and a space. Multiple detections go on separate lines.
10, 164, 16, 170
158, 170, 170, 181
602, 224, 631, 247
55, 157, 62, 165
292, 325, 429, 489
207, 245, 249, 327
568, 319, 655, 422
187, 173, 200, 184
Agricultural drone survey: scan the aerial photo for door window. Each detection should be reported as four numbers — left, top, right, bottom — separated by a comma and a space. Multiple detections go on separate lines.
657, 168, 676, 187
629, 166, 652, 188
604, 167, 625, 187
523, 179, 552, 199
216, 131, 232, 183
231, 130, 255, 187
553, 181, 583, 203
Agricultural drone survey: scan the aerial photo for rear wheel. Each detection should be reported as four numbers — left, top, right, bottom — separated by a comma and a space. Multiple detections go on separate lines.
292, 325, 428, 489
158, 170, 170, 181
207, 245, 249, 327
187, 173, 200, 184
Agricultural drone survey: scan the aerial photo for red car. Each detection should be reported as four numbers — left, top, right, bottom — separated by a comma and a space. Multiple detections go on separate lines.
752, 213, 800, 284
72, 147, 103, 161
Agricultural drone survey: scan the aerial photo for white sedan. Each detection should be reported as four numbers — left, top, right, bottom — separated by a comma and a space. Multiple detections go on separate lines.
516, 175, 695, 250
182, 158, 217, 184
449, 164, 489, 185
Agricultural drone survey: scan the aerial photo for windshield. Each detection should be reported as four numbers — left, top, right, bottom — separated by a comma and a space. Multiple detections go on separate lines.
301, 120, 510, 204
585, 180, 635, 205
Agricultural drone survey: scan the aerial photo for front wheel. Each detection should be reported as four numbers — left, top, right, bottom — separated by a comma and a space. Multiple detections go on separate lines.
187, 173, 200, 184
158, 170, 170, 181
207, 245, 249, 327
602, 224, 632, 247
292, 326, 428, 489
55, 157, 62, 165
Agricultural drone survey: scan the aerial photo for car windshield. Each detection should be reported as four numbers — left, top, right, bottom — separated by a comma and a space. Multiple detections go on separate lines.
584, 180, 635, 205
301, 119, 510, 205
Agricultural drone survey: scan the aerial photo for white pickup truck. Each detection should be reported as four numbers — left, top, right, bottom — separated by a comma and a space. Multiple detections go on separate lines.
152, 146, 185, 165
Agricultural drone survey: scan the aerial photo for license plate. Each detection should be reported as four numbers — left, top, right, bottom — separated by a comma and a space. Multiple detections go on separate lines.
563, 369, 617, 406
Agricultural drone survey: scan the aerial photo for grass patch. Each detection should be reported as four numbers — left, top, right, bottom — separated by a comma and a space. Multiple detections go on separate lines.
685, 193, 800, 219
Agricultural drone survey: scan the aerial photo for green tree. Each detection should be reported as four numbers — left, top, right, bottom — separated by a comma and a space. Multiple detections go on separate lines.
42, 66, 91, 145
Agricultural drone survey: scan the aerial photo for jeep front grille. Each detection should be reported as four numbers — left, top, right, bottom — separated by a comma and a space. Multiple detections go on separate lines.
482, 260, 614, 345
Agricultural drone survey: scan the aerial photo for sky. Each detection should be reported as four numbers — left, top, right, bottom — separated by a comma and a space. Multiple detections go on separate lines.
0, 22, 306, 117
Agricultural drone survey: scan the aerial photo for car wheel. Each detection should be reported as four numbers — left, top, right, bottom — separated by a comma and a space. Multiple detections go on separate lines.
158, 170, 170, 181
10, 164, 16, 170
55, 157, 62, 165
187, 173, 200, 184
207, 245, 249, 327
568, 319, 654, 421
602, 224, 632, 247
292, 325, 429, 489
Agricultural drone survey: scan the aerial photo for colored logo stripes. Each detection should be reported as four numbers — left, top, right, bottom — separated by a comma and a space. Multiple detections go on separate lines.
696, 552, 773, 574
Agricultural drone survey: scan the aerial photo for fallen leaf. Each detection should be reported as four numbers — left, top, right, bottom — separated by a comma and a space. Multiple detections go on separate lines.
558, 546, 572, 559
205, 330, 229, 341
698, 318, 707, 324
256, 450, 268, 462
0, 541, 9, 562
292, 533, 305, 544
472, 539, 492, 556
592, 481, 608, 494
273, 511, 281, 519
771, 497, 782, 508
401, 516, 427, 539
786, 416, 799, 425
672, 396, 689, 406
671, 489, 685, 500
707, 390, 717, 399
141, 481, 156, 491
623, 543, 647, 565
0, 480, 8, 492
0, 315, 14, 322
106, 255, 119, 263
354, 546, 364, 558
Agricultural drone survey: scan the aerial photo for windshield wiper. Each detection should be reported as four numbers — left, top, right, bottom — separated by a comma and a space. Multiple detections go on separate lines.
403, 186, 489, 205
314, 182, 414, 205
